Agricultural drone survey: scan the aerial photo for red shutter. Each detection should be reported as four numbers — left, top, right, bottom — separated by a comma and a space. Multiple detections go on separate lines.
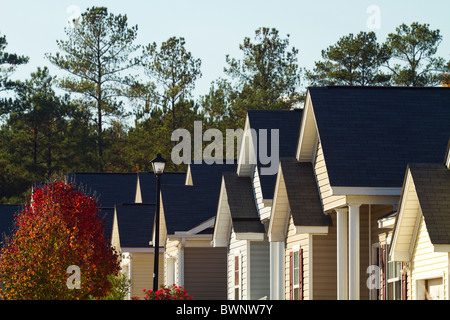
401, 262, 407, 300
299, 248, 303, 300
289, 252, 293, 300
381, 245, 386, 300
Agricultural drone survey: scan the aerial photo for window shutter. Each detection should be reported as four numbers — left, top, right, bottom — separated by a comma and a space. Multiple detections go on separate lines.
381, 244, 386, 300
401, 262, 407, 300
299, 248, 303, 300
289, 251, 293, 300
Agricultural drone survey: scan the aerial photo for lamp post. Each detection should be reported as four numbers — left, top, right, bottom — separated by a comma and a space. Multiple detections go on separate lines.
150, 153, 166, 292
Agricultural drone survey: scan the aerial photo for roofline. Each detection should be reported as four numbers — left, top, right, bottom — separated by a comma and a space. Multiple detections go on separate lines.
120, 247, 166, 253
330, 186, 402, 196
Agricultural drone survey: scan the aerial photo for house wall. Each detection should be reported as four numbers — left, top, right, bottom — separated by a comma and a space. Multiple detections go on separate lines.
184, 247, 228, 300
130, 252, 164, 299
249, 238, 270, 299
314, 140, 346, 212
284, 215, 310, 300
410, 215, 449, 300
311, 213, 337, 299
228, 232, 248, 300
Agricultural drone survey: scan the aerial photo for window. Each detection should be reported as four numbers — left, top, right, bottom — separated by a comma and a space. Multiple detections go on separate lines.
387, 243, 402, 300
293, 250, 300, 300
234, 254, 241, 300
290, 247, 303, 300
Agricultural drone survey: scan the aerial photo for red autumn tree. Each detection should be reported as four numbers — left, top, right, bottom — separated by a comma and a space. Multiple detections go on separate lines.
0, 180, 120, 299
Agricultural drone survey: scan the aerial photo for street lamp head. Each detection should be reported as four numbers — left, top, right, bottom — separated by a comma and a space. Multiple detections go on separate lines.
150, 153, 167, 175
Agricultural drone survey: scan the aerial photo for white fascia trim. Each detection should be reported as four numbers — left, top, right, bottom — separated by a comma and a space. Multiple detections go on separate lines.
433, 244, 450, 252
235, 232, 265, 241
295, 92, 312, 161
377, 216, 396, 229
185, 217, 215, 235
330, 186, 402, 196
295, 226, 329, 235
121, 247, 166, 253
212, 238, 229, 248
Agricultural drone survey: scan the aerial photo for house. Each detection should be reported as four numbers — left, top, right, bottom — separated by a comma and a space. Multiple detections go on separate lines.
213, 172, 268, 300
269, 86, 450, 300
157, 161, 237, 300
390, 143, 450, 300
214, 109, 303, 300
111, 203, 163, 299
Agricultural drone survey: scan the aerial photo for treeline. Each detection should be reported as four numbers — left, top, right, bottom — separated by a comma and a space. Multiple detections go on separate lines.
0, 6, 449, 203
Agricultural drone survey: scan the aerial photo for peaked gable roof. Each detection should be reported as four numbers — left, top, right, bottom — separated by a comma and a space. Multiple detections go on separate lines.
280, 158, 332, 228
408, 163, 450, 245
246, 109, 303, 199
222, 172, 264, 234
138, 172, 186, 203
308, 86, 450, 189
161, 162, 237, 235
67, 172, 138, 207
115, 203, 155, 248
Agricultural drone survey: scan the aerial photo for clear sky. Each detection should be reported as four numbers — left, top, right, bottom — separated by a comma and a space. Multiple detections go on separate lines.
1, 0, 449, 99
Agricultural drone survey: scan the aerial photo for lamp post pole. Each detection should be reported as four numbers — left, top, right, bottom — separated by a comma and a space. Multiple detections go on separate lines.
153, 172, 161, 292
150, 153, 166, 293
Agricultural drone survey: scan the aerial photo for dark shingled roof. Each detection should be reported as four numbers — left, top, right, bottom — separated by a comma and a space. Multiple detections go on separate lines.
280, 158, 332, 227
67, 172, 138, 207
115, 203, 155, 248
247, 109, 303, 199
409, 163, 450, 245
0, 205, 21, 247
309, 86, 450, 188
138, 172, 186, 203
162, 162, 237, 234
222, 173, 264, 234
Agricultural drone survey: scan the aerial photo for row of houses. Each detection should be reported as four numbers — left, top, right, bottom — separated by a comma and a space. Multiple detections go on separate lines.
1, 86, 450, 300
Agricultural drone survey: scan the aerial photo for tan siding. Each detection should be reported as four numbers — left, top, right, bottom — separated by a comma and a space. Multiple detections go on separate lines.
285, 215, 310, 300
314, 141, 346, 211
410, 215, 448, 299
312, 213, 337, 299
184, 247, 227, 300
131, 252, 164, 299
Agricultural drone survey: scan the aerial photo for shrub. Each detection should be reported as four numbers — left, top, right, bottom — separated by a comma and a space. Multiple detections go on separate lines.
134, 284, 193, 300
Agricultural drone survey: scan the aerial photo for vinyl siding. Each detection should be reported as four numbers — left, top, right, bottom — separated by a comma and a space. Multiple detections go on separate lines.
410, 215, 448, 299
130, 252, 164, 299
184, 247, 227, 300
285, 215, 310, 300
311, 213, 337, 299
314, 140, 346, 212
228, 232, 248, 299
249, 238, 270, 299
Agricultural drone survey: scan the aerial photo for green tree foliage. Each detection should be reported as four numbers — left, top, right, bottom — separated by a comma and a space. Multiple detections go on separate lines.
0, 33, 28, 95
385, 22, 444, 86
225, 27, 302, 113
138, 36, 202, 131
47, 6, 141, 171
306, 31, 391, 86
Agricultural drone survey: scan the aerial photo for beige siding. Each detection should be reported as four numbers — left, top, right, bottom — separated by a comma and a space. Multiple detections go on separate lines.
410, 215, 448, 299
184, 247, 227, 300
314, 141, 346, 212
312, 213, 337, 299
228, 233, 248, 299
284, 215, 310, 300
130, 252, 164, 299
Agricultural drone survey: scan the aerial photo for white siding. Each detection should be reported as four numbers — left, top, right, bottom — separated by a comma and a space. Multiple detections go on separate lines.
410, 215, 449, 299
228, 232, 248, 299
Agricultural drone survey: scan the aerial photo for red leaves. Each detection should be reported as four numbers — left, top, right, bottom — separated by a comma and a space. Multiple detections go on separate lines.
0, 180, 120, 300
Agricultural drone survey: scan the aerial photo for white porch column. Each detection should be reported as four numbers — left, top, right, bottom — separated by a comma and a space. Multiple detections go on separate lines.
270, 241, 285, 300
336, 207, 348, 300
348, 203, 361, 300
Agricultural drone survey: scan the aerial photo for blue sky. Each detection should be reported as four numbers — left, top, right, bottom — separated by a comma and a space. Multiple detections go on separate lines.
1, 0, 449, 99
